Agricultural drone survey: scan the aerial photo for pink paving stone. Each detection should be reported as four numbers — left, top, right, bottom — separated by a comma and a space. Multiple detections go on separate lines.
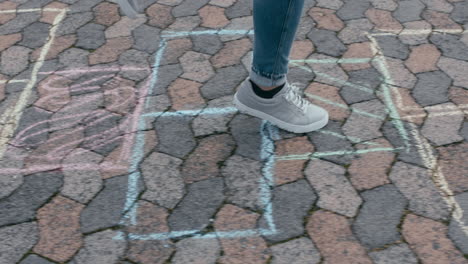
103, 77, 136, 115
89, 36, 133, 65
348, 138, 394, 191
290, 40, 315, 63
40, 2, 68, 24
0, 1, 17, 24
305, 82, 350, 121
0, 33, 21, 52
438, 142, 468, 194
449, 86, 468, 105
378, 57, 417, 89
33, 195, 84, 263
93, 2, 120, 26
161, 38, 193, 65
167, 78, 205, 110
210, 38, 252, 69
306, 210, 373, 264
341, 42, 373, 71
365, 8, 402, 31
105, 16, 147, 39
274, 136, 314, 185
181, 134, 235, 183
34, 74, 72, 112
402, 214, 468, 264
31, 34, 76, 62
147, 3, 174, 28
422, 10, 463, 30
199, 5, 229, 28
179, 51, 215, 83
215, 205, 270, 264
308, 7, 344, 31
388, 87, 425, 125
404, 44, 441, 73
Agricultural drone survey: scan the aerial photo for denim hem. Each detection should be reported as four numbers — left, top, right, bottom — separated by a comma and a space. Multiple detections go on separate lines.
249, 66, 287, 87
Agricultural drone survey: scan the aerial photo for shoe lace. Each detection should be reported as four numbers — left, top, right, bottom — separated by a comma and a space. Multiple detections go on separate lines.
285, 82, 307, 111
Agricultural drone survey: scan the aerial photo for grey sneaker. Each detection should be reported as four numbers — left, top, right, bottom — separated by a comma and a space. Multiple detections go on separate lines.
116, 0, 141, 19
233, 78, 329, 133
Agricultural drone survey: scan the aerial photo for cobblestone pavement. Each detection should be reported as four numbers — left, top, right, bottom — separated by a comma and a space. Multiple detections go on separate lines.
0, 0, 467, 263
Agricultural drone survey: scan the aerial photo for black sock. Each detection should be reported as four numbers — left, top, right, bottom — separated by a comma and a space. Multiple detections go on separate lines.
249, 79, 285, 99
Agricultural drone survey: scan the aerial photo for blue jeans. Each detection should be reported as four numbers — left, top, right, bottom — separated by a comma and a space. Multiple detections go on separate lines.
250, 0, 305, 87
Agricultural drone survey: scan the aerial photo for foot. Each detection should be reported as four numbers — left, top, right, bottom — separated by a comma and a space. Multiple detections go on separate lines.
233, 78, 329, 133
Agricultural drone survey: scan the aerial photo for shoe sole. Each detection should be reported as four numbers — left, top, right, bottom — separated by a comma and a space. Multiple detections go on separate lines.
233, 93, 329, 133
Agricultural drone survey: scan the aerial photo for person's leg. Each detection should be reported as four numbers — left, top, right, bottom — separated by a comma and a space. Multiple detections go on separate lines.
250, 0, 305, 90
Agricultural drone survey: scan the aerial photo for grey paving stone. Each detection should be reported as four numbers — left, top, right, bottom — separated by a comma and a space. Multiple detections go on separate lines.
72, 230, 126, 264
172, 0, 210, 17
75, 23, 106, 50
154, 115, 196, 159
369, 243, 418, 264
393, 0, 425, 23
150, 63, 183, 95
0, 12, 41, 35
307, 53, 349, 87
307, 29, 346, 57
68, 0, 102, 13
141, 152, 185, 209
286, 66, 316, 91
0, 171, 63, 227
192, 95, 237, 136
451, 1, 468, 24
305, 159, 362, 217
118, 49, 151, 81
58, 48, 90, 68
168, 178, 224, 231
461, 121, 468, 141
132, 24, 161, 54
230, 114, 263, 161
376, 57, 417, 89
377, 36, 410, 60
437, 56, 468, 89
225, 0, 252, 19
337, 18, 374, 44
172, 237, 221, 264
80, 174, 144, 233
0, 146, 25, 199
13, 106, 52, 147
336, 0, 370, 20
353, 184, 408, 249
0, 222, 39, 264
81, 111, 123, 156
56, 12, 94, 36
17, 0, 52, 8
370, 0, 397, 11
316, 0, 343, 10
270, 237, 321, 264
1, 45, 31, 76
412, 71, 451, 106
19, 254, 55, 264
221, 155, 263, 210
191, 34, 223, 55
421, 103, 464, 146
389, 161, 451, 221
295, 16, 316, 41
18, 22, 51, 49
430, 34, 468, 61
201, 64, 248, 100
259, 180, 317, 243
307, 120, 356, 165
339, 67, 381, 104
343, 99, 386, 142
449, 191, 468, 254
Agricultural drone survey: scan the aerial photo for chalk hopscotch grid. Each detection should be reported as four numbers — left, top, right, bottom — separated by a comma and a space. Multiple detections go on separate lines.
117, 29, 407, 241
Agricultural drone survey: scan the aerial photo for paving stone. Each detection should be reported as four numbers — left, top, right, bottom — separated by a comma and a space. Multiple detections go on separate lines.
449, 86, 468, 106
306, 53, 349, 88
389, 161, 451, 220
421, 103, 464, 145
18, 22, 50, 49
150, 63, 183, 95
438, 56, 468, 89
221, 155, 263, 210
105, 16, 146, 39
1, 45, 31, 76
81, 111, 123, 155
290, 40, 315, 64
132, 24, 161, 54
461, 121, 468, 141
0, 33, 21, 52
307, 210, 373, 264
13, 106, 51, 147
72, 230, 126, 264
58, 48, 90, 68
449, 191, 468, 254
147, 3, 174, 28
89, 36, 133, 65
201, 64, 248, 99
171, 0, 209, 17
352, 184, 408, 249
93, 2, 120, 26
178, 51, 214, 83
370, 0, 398, 10
337, 18, 374, 44
412, 71, 451, 106
403, 214, 467, 264
295, 16, 316, 41
198, 4, 229, 28
308, 120, 356, 165
210, 0, 236, 8
159, 38, 193, 66
305, 159, 362, 217
307, 28, 346, 57
0, 146, 25, 199
0, 1, 17, 25
19, 255, 55, 264
127, 239, 174, 264
0, 222, 39, 264
270, 237, 320, 264
118, 49, 150, 81
172, 237, 220, 264
286, 64, 316, 90
225, 0, 251, 19
80, 174, 143, 233
424, 10, 462, 30
451, 1, 468, 24
375, 57, 417, 89
421, 0, 453, 12
56, 11, 93, 36
339, 67, 381, 104
343, 99, 386, 141
141, 152, 185, 209
393, 0, 425, 23
368, 243, 418, 264
398, 20, 431, 45
103, 76, 137, 114
230, 114, 263, 161
341, 42, 373, 71
259, 180, 316, 243
316, 0, 343, 9
163, 15, 200, 34
61, 148, 103, 204
274, 136, 314, 185
192, 95, 237, 136
438, 142, 468, 194
336, 0, 370, 20
154, 115, 196, 158
31, 34, 77, 62
305, 82, 350, 121
168, 177, 224, 231
33, 195, 84, 262
309, 7, 344, 31
0, 12, 41, 35
430, 33, 468, 61
75, 23, 106, 50
366, 8, 403, 31
405, 44, 441, 73
211, 38, 251, 69
377, 35, 410, 60
0, 171, 63, 227
190, 33, 223, 55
